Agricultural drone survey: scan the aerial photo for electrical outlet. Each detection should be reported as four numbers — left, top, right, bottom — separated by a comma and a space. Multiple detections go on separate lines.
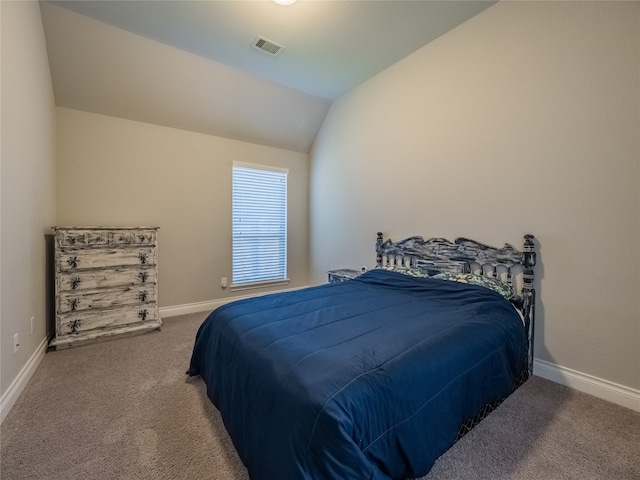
30, 316, 35, 335
221, 277, 228, 289
13, 333, 19, 353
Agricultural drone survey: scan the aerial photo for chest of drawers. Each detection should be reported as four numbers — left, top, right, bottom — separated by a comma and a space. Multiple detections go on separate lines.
50, 226, 162, 348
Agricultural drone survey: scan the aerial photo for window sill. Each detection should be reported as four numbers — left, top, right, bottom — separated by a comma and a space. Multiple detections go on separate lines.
230, 279, 291, 292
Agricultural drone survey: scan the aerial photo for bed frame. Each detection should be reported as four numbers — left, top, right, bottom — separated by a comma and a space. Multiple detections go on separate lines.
189, 233, 538, 479
375, 232, 537, 377
375, 232, 536, 444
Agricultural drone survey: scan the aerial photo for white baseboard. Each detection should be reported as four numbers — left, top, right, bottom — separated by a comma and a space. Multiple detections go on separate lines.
161, 299, 640, 413
534, 358, 640, 412
1, 287, 308, 424
159, 285, 310, 318
3, 315, 636, 427
0, 336, 49, 424
159, 299, 226, 318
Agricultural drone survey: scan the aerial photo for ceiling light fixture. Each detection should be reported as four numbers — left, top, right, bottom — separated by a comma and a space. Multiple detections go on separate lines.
273, 0, 297, 5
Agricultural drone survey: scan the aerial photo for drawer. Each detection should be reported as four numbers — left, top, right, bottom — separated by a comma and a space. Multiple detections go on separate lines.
111, 229, 156, 245
111, 231, 133, 245
57, 285, 157, 314
131, 230, 156, 245
57, 230, 109, 247
57, 266, 157, 292
57, 247, 157, 271
57, 304, 159, 336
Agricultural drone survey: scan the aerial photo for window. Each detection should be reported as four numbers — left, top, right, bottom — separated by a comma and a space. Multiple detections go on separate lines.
232, 162, 288, 289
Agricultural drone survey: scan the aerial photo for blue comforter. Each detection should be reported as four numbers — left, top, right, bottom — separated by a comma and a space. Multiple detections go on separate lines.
188, 269, 526, 480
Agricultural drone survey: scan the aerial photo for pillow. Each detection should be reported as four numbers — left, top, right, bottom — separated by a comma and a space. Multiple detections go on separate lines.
376, 265, 430, 279
431, 272, 514, 299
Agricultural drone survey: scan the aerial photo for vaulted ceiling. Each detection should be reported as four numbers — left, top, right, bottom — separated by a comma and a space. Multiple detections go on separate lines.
40, 1, 495, 153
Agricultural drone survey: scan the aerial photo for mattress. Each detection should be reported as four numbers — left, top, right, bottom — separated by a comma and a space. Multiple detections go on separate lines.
188, 269, 526, 479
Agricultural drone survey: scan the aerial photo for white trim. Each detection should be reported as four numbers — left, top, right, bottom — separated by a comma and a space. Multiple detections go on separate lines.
1, 287, 308, 424
232, 161, 289, 174
1, 326, 636, 425
230, 279, 290, 292
159, 285, 310, 318
1, 336, 49, 424
534, 358, 640, 412
162, 304, 639, 413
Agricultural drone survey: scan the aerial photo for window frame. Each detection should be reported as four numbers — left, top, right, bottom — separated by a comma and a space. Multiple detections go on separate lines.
230, 161, 289, 291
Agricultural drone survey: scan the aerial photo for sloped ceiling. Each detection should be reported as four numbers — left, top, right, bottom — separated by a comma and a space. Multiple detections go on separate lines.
40, 1, 495, 153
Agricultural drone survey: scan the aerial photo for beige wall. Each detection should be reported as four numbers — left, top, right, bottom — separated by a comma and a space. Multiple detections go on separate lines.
1, 1, 57, 406
56, 108, 310, 309
311, 1, 639, 390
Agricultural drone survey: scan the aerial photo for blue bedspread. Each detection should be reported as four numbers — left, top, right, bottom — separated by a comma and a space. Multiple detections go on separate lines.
188, 269, 526, 480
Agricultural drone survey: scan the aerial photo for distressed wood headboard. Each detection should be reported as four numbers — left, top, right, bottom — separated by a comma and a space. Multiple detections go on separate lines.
375, 232, 537, 376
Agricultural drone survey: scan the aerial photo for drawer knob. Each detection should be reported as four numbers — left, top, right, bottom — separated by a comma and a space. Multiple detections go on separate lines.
138, 252, 148, 264
68, 319, 81, 333
137, 290, 148, 302
68, 235, 84, 245
67, 298, 80, 311
70, 277, 81, 290
138, 271, 149, 283
138, 309, 148, 321
67, 256, 79, 268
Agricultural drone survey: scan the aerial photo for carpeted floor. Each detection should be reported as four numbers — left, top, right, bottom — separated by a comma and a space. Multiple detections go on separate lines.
1, 312, 638, 480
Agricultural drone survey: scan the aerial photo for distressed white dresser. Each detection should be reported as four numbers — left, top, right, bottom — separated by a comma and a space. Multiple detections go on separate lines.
50, 226, 162, 348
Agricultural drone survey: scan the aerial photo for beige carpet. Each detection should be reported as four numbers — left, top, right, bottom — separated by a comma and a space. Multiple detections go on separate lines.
1, 312, 638, 480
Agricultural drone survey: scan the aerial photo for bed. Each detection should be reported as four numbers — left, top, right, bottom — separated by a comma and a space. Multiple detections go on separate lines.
188, 232, 537, 480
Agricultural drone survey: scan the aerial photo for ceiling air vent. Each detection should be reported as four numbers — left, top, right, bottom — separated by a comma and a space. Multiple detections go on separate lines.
251, 36, 285, 56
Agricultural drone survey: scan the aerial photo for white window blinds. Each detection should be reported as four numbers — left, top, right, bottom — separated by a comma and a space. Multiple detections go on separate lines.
232, 163, 288, 287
